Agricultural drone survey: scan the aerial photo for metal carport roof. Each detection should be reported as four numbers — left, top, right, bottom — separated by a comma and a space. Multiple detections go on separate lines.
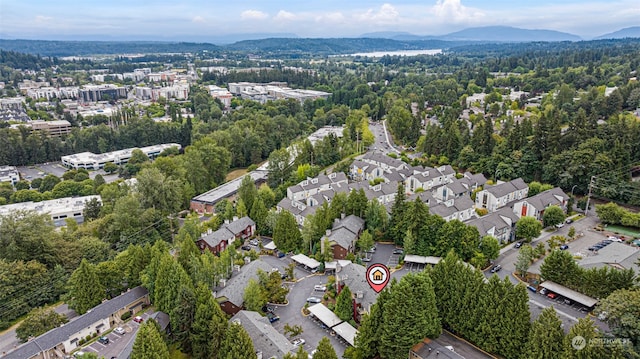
333, 321, 358, 346
307, 304, 343, 328
291, 254, 320, 269
539, 281, 599, 307
403, 255, 441, 265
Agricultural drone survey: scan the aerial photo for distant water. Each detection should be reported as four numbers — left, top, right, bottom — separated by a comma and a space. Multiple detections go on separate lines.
336, 49, 442, 57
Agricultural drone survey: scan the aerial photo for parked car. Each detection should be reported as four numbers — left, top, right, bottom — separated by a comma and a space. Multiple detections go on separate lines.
306, 297, 322, 304
276, 251, 286, 258
113, 327, 125, 335
97, 336, 109, 345
73, 351, 86, 358
565, 218, 573, 224
241, 245, 251, 251
133, 316, 144, 323
555, 222, 565, 228
559, 244, 569, 250
362, 256, 372, 262
392, 248, 404, 255
365, 246, 376, 253
490, 265, 502, 273
608, 236, 623, 242
547, 292, 558, 299
250, 239, 259, 246
314, 285, 327, 291
514, 241, 523, 248
266, 312, 280, 323
292, 338, 306, 347
527, 285, 537, 293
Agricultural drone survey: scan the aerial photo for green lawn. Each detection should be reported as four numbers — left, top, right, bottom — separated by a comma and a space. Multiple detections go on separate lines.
605, 224, 640, 238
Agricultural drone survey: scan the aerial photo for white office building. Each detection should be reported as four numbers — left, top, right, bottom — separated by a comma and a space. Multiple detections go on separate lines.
0, 195, 101, 226
61, 143, 181, 170
0, 166, 20, 185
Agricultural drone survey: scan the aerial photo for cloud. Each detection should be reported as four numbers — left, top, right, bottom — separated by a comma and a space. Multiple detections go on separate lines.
34, 15, 53, 23
240, 10, 268, 20
431, 0, 484, 22
315, 12, 345, 24
356, 3, 400, 23
192, 15, 205, 23
275, 10, 296, 21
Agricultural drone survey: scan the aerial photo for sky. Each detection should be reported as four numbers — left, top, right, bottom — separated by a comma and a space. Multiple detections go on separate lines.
0, 0, 639, 41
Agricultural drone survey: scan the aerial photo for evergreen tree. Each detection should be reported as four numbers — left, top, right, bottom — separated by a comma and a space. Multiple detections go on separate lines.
540, 249, 581, 285
66, 259, 105, 314
525, 307, 565, 359
238, 175, 258, 215
154, 254, 192, 314
131, 319, 170, 359
354, 286, 390, 359
313, 337, 338, 359
190, 283, 227, 359
273, 210, 302, 252
250, 197, 268, 235
335, 285, 353, 321
379, 272, 441, 359
499, 284, 531, 358
176, 233, 199, 274
388, 183, 407, 244
221, 321, 257, 359
563, 317, 605, 359
170, 283, 196, 353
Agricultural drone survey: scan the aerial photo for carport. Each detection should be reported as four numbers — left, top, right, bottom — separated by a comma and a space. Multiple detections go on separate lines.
403, 255, 441, 265
291, 254, 321, 270
307, 304, 343, 328
332, 321, 358, 346
264, 241, 277, 251
539, 281, 599, 308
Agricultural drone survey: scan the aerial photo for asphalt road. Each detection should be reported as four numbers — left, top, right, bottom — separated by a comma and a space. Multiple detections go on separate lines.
261, 254, 348, 357
368, 120, 399, 154
487, 213, 609, 332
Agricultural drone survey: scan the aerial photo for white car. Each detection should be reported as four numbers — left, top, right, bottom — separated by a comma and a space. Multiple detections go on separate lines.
113, 327, 126, 335
292, 338, 306, 346
314, 285, 327, 291
608, 236, 623, 242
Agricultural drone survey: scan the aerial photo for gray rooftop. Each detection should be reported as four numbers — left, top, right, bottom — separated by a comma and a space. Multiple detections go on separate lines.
336, 262, 377, 311
200, 216, 256, 248
230, 310, 295, 359
361, 151, 406, 169
192, 171, 267, 205
466, 207, 518, 236
216, 260, 273, 307
484, 178, 528, 198
521, 187, 568, 210
3, 287, 148, 359
578, 243, 640, 273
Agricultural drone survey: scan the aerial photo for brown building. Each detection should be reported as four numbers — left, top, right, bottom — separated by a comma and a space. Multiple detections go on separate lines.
196, 216, 256, 255
322, 214, 365, 260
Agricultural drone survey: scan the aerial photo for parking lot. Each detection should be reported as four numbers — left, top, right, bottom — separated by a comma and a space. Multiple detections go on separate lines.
269, 269, 348, 357
77, 311, 150, 359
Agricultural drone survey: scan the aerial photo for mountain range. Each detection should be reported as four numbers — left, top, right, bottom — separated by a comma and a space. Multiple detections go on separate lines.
361, 26, 640, 42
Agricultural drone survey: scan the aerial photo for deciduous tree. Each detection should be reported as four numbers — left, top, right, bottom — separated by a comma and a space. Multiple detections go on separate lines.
516, 216, 542, 242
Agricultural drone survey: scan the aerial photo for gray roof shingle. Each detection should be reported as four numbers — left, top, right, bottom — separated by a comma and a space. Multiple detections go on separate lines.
216, 260, 273, 307
231, 310, 295, 359
3, 287, 148, 359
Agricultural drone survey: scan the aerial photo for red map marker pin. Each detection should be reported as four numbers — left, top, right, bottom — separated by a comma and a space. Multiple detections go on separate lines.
366, 263, 390, 293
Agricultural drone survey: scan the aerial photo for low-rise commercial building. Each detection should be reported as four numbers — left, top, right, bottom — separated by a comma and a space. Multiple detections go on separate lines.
0, 195, 101, 226
61, 143, 181, 170
0, 166, 20, 185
